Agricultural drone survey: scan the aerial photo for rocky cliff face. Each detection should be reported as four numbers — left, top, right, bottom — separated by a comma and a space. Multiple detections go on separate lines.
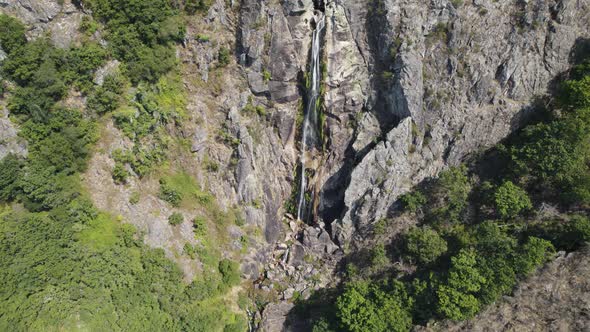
236, 0, 590, 247
2, 0, 590, 330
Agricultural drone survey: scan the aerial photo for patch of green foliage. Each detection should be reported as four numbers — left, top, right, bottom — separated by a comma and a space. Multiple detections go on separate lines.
168, 212, 184, 225
184, 0, 214, 15
336, 281, 412, 332
0, 154, 24, 201
399, 191, 427, 213
493, 181, 532, 219
428, 165, 471, 224
85, 0, 184, 83
0, 14, 27, 54
110, 72, 186, 178
158, 171, 213, 208
0, 204, 244, 331
3, 38, 107, 121
218, 259, 240, 288
87, 73, 126, 114
218, 47, 231, 67
404, 226, 448, 265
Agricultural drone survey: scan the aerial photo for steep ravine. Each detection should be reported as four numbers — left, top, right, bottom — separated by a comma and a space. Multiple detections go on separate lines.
2, 0, 590, 331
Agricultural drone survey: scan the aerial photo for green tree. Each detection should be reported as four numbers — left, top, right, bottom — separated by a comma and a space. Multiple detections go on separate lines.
370, 243, 389, 268
436, 285, 480, 320
0, 14, 26, 54
0, 154, 23, 201
508, 108, 590, 205
494, 181, 532, 219
399, 191, 427, 213
404, 226, 448, 265
428, 166, 471, 223
436, 249, 485, 320
513, 237, 554, 276
336, 281, 412, 332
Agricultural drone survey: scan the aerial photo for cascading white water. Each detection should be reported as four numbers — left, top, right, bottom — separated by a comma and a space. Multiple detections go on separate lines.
296, 14, 325, 222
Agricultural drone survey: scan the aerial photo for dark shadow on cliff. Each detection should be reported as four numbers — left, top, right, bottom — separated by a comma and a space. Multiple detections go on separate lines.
318, 0, 401, 229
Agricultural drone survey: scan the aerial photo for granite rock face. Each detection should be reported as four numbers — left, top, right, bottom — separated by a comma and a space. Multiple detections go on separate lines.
324, 0, 590, 245
1, 0, 83, 48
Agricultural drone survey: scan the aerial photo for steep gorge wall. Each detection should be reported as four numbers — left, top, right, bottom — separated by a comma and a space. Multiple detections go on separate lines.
2, 0, 590, 329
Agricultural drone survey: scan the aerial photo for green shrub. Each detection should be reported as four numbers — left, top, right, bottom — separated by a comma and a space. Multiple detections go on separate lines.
370, 243, 389, 268
0, 14, 27, 54
218, 259, 240, 287
168, 212, 184, 226
566, 215, 590, 245
263, 69, 271, 82
112, 162, 130, 184
507, 108, 590, 205
85, 0, 182, 83
62, 42, 107, 92
129, 191, 140, 205
405, 226, 448, 265
513, 237, 554, 276
428, 166, 471, 224
436, 249, 485, 320
79, 16, 100, 36
0, 154, 24, 201
399, 191, 427, 213
88, 74, 125, 114
560, 75, 590, 110
185, 0, 212, 14
336, 281, 412, 332
218, 47, 230, 67
494, 181, 532, 219
193, 216, 207, 236
450, 0, 463, 8
159, 178, 182, 207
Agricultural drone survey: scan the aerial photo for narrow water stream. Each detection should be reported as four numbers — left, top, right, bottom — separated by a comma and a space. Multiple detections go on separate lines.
296, 14, 325, 222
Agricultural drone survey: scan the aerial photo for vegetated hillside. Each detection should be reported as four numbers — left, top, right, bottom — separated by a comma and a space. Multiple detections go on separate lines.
0, 2, 247, 331
1, 0, 590, 331
417, 246, 590, 331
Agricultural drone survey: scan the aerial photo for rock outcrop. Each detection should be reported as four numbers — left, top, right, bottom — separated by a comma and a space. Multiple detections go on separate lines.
1, 0, 83, 48
0, 106, 27, 159
326, 0, 590, 245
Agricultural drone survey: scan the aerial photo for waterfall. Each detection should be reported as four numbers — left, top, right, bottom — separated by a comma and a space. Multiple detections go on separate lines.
296, 14, 325, 222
